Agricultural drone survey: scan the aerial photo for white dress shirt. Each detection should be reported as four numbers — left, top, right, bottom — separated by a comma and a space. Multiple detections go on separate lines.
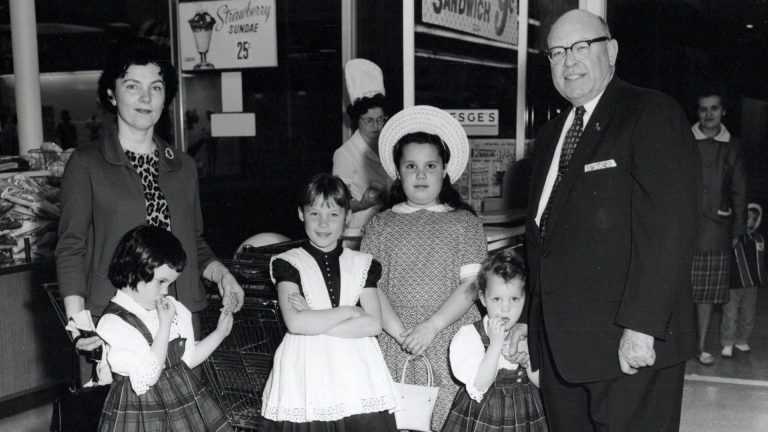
535, 89, 606, 227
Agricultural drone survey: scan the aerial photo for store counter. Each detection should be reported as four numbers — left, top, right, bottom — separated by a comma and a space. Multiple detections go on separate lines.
0, 260, 70, 417
480, 208, 526, 253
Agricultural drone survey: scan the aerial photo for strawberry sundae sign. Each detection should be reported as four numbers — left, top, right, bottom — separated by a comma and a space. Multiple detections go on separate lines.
179, 0, 277, 71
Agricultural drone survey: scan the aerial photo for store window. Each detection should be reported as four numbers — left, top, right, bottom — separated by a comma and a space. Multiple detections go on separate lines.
0, 1, 344, 255
176, 0, 343, 254
402, 0, 576, 212
0, 0, 173, 155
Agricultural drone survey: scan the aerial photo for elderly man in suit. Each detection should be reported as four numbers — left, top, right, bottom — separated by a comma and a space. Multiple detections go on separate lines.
524, 9, 701, 431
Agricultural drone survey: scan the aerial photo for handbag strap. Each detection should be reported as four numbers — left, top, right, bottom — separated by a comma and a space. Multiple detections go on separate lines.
400, 355, 434, 387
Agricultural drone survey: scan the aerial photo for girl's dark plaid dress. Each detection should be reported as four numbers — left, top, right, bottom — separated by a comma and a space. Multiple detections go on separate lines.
441, 321, 548, 432
97, 302, 232, 432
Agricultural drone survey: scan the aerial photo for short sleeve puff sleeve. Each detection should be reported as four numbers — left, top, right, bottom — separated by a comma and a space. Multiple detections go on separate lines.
271, 258, 301, 285
458, 211, 487, 279
97, 314, 162, 395
449, 324, 488, 401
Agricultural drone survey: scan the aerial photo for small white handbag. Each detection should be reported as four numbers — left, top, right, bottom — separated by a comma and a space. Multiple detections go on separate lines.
394, 355, 440, 432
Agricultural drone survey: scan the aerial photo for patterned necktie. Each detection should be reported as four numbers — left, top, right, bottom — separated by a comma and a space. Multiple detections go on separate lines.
539, 106, 586, 239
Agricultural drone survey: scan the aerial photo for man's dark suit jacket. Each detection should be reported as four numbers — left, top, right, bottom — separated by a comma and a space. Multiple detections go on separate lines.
525, 78, 701, 383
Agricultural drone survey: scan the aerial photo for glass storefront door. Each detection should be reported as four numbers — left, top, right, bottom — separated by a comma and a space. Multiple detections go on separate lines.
174, 0, 344, 254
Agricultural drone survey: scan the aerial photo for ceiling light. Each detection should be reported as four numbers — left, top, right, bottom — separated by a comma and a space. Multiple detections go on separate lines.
746, 23, 754, 29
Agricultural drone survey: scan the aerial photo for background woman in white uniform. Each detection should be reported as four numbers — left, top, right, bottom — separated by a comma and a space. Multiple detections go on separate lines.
333, 59, 393, 248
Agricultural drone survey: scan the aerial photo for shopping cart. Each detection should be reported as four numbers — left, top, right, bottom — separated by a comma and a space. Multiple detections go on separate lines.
234, 239, 307, 264
201, 245, 292, 431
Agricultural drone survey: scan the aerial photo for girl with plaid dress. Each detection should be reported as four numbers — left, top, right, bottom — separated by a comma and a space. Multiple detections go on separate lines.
442, 250, 547, 432
96, 225, 234, 431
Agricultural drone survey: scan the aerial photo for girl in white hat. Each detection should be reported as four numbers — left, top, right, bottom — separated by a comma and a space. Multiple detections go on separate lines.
361, 105, 488, 430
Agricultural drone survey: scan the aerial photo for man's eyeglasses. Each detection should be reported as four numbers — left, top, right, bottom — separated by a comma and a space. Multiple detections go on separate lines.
360, 115, 389, 127
546, 36, 611, 63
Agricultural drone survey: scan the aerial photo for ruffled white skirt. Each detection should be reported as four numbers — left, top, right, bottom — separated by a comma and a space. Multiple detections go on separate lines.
261, 333, 400, 423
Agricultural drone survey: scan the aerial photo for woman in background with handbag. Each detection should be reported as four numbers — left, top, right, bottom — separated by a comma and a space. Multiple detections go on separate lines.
442, 250, 547, 432
690, 82, 747, 366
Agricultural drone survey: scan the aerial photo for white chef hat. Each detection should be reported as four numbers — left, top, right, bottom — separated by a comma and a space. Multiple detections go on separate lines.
345, 59, 385, 104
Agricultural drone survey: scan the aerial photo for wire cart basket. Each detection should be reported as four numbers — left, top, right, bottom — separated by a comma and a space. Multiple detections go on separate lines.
201, 240, 302, 431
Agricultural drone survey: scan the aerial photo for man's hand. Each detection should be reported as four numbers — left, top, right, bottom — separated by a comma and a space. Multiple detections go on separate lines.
618, 328, 656, 375
503, 323, 528, 363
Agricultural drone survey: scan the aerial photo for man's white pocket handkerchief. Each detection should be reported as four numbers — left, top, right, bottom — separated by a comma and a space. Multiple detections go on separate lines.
584, 159, 617, 172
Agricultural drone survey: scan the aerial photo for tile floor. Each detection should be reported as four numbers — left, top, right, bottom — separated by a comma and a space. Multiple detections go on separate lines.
3, 295, 768, 432
679, 291, 768, 432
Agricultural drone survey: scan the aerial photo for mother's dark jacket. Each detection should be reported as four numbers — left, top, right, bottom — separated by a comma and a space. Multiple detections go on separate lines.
56, 128, 215, 316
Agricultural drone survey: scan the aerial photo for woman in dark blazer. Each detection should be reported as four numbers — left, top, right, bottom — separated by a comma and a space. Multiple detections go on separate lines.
55, 38, 244, 373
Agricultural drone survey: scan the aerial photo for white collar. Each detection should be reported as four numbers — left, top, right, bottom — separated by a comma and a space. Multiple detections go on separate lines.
692, 122, 731, 142
574, 85, 606, 126
392, 202, 453, 213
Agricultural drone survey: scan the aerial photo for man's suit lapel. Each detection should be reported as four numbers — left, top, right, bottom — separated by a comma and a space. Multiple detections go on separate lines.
543, 78, 623, 243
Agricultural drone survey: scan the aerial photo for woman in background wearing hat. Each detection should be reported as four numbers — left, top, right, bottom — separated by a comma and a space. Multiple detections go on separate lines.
361, 106, 487, 430
333, 59, 393, 248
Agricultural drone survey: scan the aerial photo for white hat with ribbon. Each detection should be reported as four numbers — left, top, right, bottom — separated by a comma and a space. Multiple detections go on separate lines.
378, 105, 469, 183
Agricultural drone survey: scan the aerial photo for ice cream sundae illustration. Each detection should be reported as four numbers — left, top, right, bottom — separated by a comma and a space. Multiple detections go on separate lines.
189, 10, 216, 70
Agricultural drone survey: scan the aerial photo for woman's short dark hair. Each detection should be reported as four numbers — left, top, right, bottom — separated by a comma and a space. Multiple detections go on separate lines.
474, 249, 527, 298
98, 37, 178, 114
346, 94, 389, 127
386, 132, 475, 214
108, 225, 186, 290
299, 173, 352, 211
695, 81, 729, 110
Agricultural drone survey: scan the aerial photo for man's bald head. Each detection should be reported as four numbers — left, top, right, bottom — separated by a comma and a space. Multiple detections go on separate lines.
546, 9, 618, 107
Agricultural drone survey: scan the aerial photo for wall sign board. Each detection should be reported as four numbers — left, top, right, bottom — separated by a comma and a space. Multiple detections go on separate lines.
179, 0, 277, 71
422, 0, 518, 45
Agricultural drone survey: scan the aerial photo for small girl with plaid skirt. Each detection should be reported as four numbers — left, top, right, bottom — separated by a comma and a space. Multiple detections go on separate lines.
96, 225, 234, 431
442, 250, 547, 432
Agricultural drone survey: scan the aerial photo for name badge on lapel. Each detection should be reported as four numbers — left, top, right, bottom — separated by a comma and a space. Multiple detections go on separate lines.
584, 159, 617, 172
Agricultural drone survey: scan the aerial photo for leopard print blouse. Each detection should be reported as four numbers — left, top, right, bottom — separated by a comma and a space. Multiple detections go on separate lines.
125, 148, 171, 230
